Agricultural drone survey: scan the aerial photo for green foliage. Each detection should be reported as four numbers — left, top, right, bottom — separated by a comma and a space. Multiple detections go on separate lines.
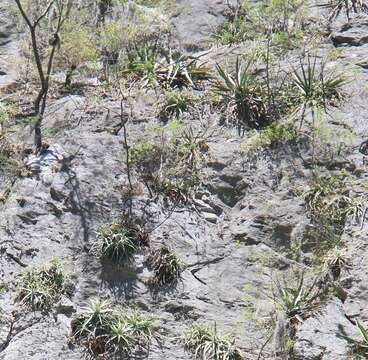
72, 298, 155, 357
213, 58, 269, 129
125, 38, 162, 80
324, 247, 347, 279
213, 0, 310, 49
159, 90, 194, 121
125, 123, 208, 201
0, 102, 17, 129
18, 259, 69, 310
177, 125, 209, 171
56, 23, 98, 69
303, 171, 352, 227
291, 56, 345, 125
272, 271, 322, 319
241, 122, 299, 155
147, 246, 185, 285
213, 14, 251, 45
124, 45, 211, 88
182, 323, 242, 360
98, 21, 126, 64
95, 221, 139, 264
342, 320, 368, 358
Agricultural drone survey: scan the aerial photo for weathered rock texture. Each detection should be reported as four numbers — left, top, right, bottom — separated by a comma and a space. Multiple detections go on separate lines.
1, 2, 368, 360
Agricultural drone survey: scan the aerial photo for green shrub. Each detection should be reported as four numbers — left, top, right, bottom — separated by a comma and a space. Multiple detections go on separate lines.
18, 260, 69, 310
146, 246, 185, 285
272, 272, 322, 319
213, 0, 310, 49
125, 38, 162, 81
124, 123, 207, 201
124, 45, 211, 88
159, 90, 194, 121
55, 23, 98, 87
290, 56, 345, 127
72, 299, 155, 357
95, 221, 141, 264
213, 58, 269, 129
303, 171, 352, 228
241, 122, 299, 156
182, 323, 242, 360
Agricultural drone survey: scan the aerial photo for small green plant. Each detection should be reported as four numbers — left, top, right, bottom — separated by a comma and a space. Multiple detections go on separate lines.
212, 6, 250, 45
18, 259, 69, 310
0, 101, 17, 131
177, 126, 209, 171
342, 320, 368, 357
159, 90, 194, 121
124, 42, 210, 88
125, 38, 162, 81
324, 247, 347, 279
213, 0, 310, 49
241, 122, 299, 156
95, 221, 140, 264
154, 50, 211, 89
182, 323, 242, 360
55, 24, 98, 88
272, 271, 322, 320
146, 246, 185, 285
124, 123, 207, 201
72, 299, 155, 357
213, 57, 268, 130
290, 56, 345, 128
303, 171, 352, 228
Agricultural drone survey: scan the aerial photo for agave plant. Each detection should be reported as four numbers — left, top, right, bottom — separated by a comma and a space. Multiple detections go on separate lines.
18, 259, 68, 310
324, 247, 347, 279
95, 221, 138, 264
125, 38, 162, 81
107, 319, 136, 355
124, 311, 155, 345
72, 298, 114, 338
182, 323, 242, 360
273, 272, 322, 319
178, 126, 209, 171
291, 56, 345, 128
213, 57, 268, 130
146, 246, 185, 286
154, 50, 211, 88
72, 298, 155, 357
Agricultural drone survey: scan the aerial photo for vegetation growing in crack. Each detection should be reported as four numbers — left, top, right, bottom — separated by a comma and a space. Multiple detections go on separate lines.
124, 44, 211, 88
123, 121, 209, 202
146, 246, 185, 286
240, 122, 300, 157
182, 323, 242, 360
341, 320, 368, 358
93, 220, 147, 265
271, 271, 324, 320
290, 55, 345, 129
303, 171, 355, 229
72, 298, 155, 357
159, 90, 195, 122
18, 259, 70, 310
213, 0, 315, 50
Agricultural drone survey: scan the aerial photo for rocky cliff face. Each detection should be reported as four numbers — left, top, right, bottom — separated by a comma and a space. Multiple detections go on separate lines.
1, 1, 368, 359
